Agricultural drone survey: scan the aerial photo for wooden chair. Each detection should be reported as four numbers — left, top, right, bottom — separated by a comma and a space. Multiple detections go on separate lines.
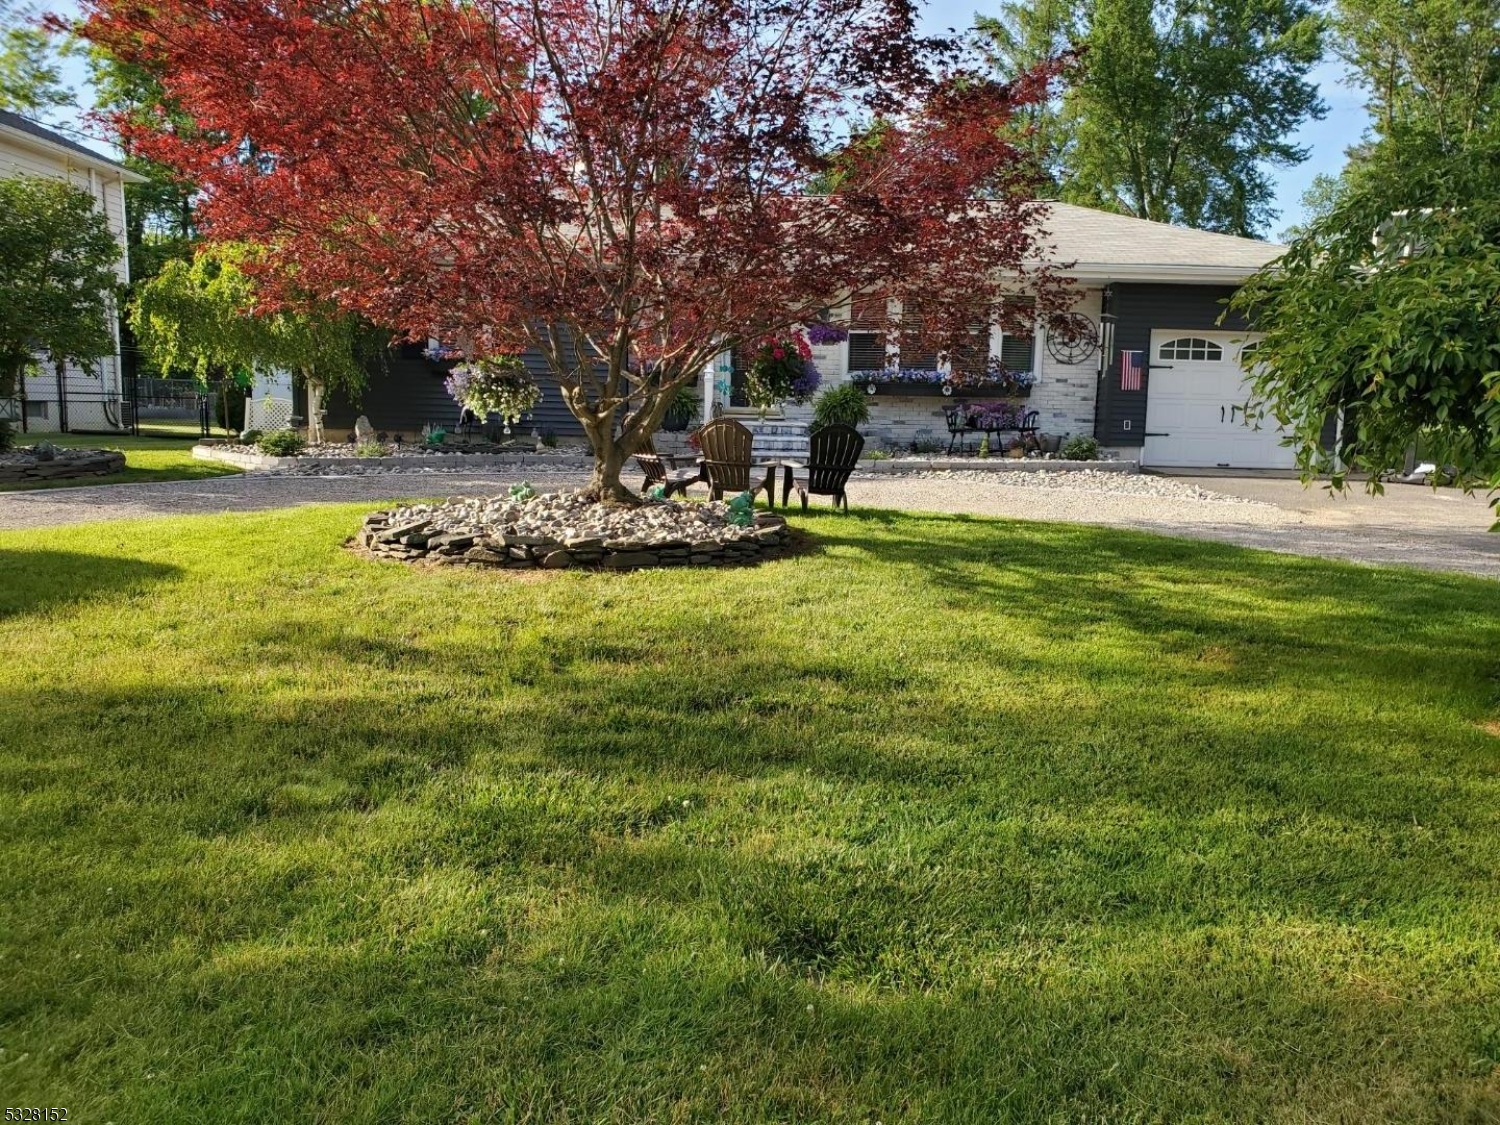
783, 424, 864, 511
633, 438, 703, 498
696, 417, 775, 504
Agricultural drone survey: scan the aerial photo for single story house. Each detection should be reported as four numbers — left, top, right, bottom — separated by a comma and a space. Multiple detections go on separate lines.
317, 202, 1313, 470
0, 110, 146, 434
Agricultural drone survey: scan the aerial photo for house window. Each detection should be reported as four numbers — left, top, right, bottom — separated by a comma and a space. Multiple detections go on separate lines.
947, 325, 991, 379
1159, 337, 1223, 361
847, 295, 887, 372
848, 330, 886, 370
998, 330, 1035, 373
898, 317, 939, 371
24, 401, 48, 420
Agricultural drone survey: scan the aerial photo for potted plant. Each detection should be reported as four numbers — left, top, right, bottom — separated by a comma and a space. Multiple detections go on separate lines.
661, 387, 699, 432
810, 383, 870, 433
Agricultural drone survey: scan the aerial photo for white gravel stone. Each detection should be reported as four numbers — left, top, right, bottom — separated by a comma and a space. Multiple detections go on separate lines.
379, 489, 761, 546
901, 469, 1276, 505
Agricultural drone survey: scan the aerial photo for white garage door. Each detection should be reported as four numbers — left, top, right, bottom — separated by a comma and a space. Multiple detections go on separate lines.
1142, 331, 1296, 469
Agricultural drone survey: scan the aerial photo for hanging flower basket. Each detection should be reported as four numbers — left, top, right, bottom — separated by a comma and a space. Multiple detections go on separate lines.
744, 333, 821, 409
444, 355, 542, 423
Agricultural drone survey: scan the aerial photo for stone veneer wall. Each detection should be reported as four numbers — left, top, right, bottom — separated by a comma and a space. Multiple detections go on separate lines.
711, 288, 1104, 451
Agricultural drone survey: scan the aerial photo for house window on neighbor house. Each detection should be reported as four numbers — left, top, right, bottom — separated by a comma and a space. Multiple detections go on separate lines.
24, 401, 48, 421
1159, 337, 1223, 361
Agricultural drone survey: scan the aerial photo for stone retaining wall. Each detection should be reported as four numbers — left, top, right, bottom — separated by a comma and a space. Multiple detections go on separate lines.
195, 445, 595, 472
354, 511, 791, 569
859, 458, 1138, 474
0, 450, 125, 485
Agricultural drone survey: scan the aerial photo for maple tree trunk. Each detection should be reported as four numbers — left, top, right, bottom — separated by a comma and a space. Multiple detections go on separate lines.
579, 416, 637, 505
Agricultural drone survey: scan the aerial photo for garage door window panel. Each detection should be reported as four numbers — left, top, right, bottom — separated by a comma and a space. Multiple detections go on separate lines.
1159, 337, 1223, 361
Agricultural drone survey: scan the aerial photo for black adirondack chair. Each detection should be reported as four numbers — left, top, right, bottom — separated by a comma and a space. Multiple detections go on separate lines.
633, 438, 704, 498
696, 417, 776, 504
783, 424, 864, 512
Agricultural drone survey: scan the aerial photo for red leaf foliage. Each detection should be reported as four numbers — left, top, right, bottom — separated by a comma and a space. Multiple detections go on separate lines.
80, 0, 1075, 482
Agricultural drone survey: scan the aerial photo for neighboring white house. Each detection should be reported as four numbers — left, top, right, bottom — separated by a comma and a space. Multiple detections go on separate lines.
0, 110, 147, 434
704, 203, 1301, 470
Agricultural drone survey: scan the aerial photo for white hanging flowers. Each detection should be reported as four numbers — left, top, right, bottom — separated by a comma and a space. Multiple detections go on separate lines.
444, 355, 542, 423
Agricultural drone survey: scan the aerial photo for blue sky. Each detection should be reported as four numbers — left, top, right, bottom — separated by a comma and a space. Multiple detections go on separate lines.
42, 0, 1369, 238
916, 0, 1371, 237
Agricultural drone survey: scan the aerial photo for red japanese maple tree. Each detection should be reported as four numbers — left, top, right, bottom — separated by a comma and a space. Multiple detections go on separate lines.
81, 0, 1073, 500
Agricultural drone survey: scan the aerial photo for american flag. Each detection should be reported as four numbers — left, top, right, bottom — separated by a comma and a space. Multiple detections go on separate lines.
1120, 350, 1144, 391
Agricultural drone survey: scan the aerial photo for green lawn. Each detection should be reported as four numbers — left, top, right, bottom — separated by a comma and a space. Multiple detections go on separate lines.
2, 505, 1498, 1122
2, 433, 242, 490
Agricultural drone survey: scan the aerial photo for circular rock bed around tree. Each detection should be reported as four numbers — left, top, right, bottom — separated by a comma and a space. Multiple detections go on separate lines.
354, 490, 792, 569
0, 445, 125, 486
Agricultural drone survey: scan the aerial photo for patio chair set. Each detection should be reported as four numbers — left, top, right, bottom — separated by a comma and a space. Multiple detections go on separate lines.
635, 417, 864, 512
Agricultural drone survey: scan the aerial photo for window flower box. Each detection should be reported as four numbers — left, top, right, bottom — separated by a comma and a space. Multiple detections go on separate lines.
848, 368, 1035, 398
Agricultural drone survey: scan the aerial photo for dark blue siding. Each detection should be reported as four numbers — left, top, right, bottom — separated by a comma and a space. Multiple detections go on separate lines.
322, 342, 586, 439
1094, 284, 1246, 447
1094, 283, 1339, 454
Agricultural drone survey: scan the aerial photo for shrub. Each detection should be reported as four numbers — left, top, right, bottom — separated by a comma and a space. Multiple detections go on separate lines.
356, 441, 387, 457
540, 429, 559, 448
908, 438, 945, 455
811, 383, 870, 432
239, 428, 263, 445
256, 430, 306, 457
0, 419, 13, 453
1062, 435, 1100, 461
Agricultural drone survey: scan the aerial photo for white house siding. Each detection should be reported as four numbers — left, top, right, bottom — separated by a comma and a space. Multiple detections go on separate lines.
1, 123, 134, 433
706, 288, 1103, 451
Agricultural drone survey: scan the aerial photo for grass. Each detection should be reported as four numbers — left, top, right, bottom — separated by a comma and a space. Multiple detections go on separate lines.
1, 432, 242, 490
1, 504, 1498, 1123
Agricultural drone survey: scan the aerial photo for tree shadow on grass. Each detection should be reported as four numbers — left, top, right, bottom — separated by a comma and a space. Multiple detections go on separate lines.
5, 515, 1500, 1117
0, 549, 181, 620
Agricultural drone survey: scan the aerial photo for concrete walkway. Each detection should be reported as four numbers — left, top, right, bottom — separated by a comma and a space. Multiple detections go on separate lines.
1, 468, 1495, 580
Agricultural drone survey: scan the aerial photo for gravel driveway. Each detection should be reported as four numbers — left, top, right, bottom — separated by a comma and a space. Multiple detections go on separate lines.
2, 464, 1496, 579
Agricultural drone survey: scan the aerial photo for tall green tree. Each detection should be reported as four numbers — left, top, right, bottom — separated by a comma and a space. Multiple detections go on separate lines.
85, 46, 197, 283
974, 0, 1080, 190
130, 244, 378, 438
0, 0, 69, 116
1231, 0, 1500, 522
978, 0, 1327, 236
0, 176, 120, 402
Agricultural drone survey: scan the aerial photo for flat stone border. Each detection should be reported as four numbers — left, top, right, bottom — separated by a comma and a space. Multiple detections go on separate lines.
195, 445, 593, 472
0, 450, 125, 485
859, 458, 1139, 475
352, 510, 792, 569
